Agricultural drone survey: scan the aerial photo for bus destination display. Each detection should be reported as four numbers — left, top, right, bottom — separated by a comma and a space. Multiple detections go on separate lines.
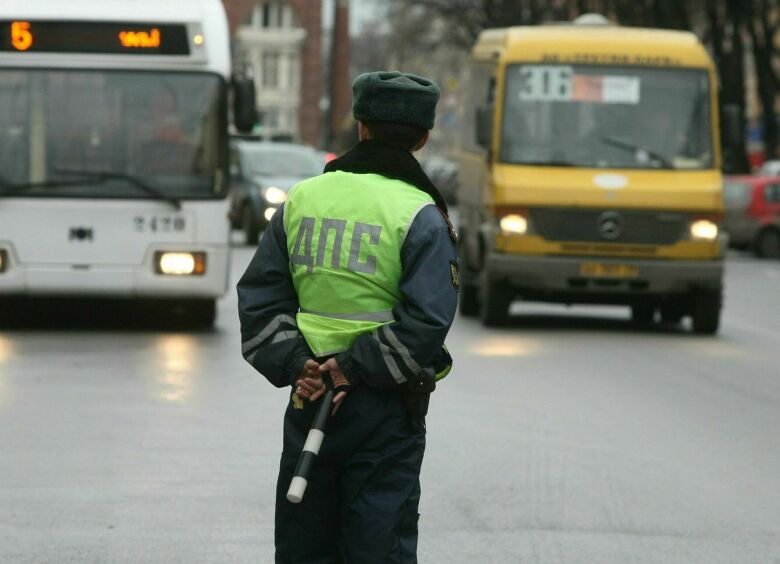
0, 21, 190, 55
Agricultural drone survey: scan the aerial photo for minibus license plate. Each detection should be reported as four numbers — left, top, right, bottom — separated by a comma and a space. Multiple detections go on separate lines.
580, 263, 639, 278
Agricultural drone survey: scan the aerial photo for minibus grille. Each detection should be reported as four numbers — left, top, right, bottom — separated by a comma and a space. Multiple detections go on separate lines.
530, 209, 686, 245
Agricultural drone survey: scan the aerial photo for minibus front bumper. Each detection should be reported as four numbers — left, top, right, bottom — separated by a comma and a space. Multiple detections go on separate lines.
485, 252, 722, 300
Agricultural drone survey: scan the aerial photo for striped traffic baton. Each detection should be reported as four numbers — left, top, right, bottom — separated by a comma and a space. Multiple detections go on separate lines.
286, 388, 334, 504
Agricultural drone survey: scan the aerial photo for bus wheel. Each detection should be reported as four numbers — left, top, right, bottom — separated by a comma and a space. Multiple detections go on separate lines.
243, 206, 261, 246
480, 279, 511, 327
755, 228, 780, 258
691, 290, 721, 335
189, 299, 217, 328
631, 304, 656, 324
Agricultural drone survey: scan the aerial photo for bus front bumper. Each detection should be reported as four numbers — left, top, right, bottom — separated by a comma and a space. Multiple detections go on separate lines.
486, 252, 723, 299
0, 245, 230, 298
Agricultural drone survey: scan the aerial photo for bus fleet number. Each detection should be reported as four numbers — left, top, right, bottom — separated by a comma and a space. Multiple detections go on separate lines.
134, 215, 186, 233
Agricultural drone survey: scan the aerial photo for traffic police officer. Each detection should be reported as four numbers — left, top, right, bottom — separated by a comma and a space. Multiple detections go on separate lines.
238, 71, 458, 563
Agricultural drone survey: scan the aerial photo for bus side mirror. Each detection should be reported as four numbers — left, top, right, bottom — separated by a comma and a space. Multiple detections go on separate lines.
721, 104, 743, 150
475, 105, 494, 149
233, 75, 258, 134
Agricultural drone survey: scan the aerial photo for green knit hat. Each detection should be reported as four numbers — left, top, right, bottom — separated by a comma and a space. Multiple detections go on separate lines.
352, 71, 441, 130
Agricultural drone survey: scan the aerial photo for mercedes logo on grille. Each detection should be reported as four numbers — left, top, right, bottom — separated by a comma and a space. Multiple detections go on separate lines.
596, 211, 623, 241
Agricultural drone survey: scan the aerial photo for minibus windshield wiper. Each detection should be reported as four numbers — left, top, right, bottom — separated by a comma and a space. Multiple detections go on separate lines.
53, 169, 181, 210
514, 159, 578, 167
600, 136, 674, 169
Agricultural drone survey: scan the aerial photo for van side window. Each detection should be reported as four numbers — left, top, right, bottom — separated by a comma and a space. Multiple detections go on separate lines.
765, 184, 780, 203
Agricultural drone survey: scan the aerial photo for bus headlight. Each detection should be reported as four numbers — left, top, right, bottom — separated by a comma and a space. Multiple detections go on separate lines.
155, 252, 206, 276
0, 250, 7, 273
262, 186, 287, 205
500, 214, 528, 236
690, 220, 718, 241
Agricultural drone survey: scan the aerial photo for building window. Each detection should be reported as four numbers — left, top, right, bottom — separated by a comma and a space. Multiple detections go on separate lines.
246, 1, 294, 30
264, 107, 279, 128
262, 52, 280, 88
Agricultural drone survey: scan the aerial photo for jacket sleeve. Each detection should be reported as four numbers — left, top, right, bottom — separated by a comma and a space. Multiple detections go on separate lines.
335, 204, 458, 390
237, 204, 314, 388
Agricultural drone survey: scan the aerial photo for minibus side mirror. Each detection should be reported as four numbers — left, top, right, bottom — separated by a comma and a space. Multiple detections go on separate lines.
721, 104, 743, 151
233, 75, 258, 134
475, 105, 494, 150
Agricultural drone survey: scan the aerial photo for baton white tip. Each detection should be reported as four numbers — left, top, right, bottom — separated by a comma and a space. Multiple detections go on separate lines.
286, 476, 308, 504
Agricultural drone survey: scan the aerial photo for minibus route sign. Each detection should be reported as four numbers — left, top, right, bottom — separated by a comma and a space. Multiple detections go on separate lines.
0, 21, 190, 55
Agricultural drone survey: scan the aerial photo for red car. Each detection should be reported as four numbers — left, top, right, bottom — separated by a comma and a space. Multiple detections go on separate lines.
723, 175, 780, 257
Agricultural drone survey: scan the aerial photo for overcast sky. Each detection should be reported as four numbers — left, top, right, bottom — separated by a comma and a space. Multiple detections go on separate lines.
322, 0, 382, 33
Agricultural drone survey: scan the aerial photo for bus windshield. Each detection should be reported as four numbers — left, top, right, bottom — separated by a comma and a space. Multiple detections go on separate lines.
500, 65, 713, 170
0, 69, 226, 199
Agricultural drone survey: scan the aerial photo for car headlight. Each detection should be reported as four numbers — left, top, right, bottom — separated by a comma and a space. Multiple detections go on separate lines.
264, 207, 278, 222
262, 186, 287, 205
499, 214, 528, 236
155, 252, 206, 276
0, 249, 7, 273
690, 219, 718, 241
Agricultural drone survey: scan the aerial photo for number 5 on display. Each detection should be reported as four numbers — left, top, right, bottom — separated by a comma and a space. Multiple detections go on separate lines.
11, 21, 33, 51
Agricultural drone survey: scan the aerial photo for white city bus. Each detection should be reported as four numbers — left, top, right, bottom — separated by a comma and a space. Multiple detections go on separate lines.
0, 0, 254, 326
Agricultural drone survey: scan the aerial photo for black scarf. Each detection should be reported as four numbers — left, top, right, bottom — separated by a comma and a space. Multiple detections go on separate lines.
324, 140, 449, 215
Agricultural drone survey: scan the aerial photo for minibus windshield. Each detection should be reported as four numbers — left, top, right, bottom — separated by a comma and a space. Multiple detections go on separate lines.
0, 69, 226, 199
500, 64, 713, 170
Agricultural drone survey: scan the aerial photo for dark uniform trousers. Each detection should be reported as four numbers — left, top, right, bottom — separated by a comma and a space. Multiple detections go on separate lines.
275, 383, 425, 564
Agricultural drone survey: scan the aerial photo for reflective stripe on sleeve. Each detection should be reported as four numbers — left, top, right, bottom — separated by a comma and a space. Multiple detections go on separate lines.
245, 330, 300, 365
371, 333, 408, 385
381, 325, 422, 376
241, 314, 298, 355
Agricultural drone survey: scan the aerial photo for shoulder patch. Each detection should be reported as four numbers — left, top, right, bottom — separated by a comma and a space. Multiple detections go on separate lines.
449, 260, 460, 292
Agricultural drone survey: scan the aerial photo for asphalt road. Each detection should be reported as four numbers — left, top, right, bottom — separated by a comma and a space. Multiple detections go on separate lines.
1, 247, 779, 563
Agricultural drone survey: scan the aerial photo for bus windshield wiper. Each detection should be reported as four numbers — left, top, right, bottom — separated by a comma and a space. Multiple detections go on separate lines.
0, 176, 106, 196
600, 136, 674, 169
53, 169, 181, 210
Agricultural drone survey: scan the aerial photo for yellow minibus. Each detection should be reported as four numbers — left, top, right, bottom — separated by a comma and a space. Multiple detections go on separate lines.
458, 20, 725, 334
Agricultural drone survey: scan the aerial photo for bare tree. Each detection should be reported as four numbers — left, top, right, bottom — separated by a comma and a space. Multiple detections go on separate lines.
384, 0, 779, 170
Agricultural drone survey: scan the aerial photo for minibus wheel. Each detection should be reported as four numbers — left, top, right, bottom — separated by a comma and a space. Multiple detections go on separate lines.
459, 284, 479, 317
691, 290, 721, 335
480, 279, 511, 327
458, 246, 479, 317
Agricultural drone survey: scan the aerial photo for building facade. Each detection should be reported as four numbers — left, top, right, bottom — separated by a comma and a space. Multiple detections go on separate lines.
223, 0, 323, 146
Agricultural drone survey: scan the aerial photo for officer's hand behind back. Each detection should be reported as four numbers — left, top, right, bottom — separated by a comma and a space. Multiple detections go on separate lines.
319, 358, 350, 415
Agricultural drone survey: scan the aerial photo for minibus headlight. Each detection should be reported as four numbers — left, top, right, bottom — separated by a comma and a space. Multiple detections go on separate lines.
264, 207, 278, 222
0, 250, 7, 273
690, 220, 718, 241
500, 214, 528, 236
155, 252, 206, 276
262, 186, 287, 205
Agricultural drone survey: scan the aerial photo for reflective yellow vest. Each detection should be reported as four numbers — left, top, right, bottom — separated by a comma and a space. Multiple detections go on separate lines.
284, 170, 434, 357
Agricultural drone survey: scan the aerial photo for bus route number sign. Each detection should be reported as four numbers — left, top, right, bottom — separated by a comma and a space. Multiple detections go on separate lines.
1, 20, 190, 55
520, 65, 641, 105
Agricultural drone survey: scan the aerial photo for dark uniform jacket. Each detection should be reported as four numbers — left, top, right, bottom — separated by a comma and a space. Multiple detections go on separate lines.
237, 140, 458, 391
